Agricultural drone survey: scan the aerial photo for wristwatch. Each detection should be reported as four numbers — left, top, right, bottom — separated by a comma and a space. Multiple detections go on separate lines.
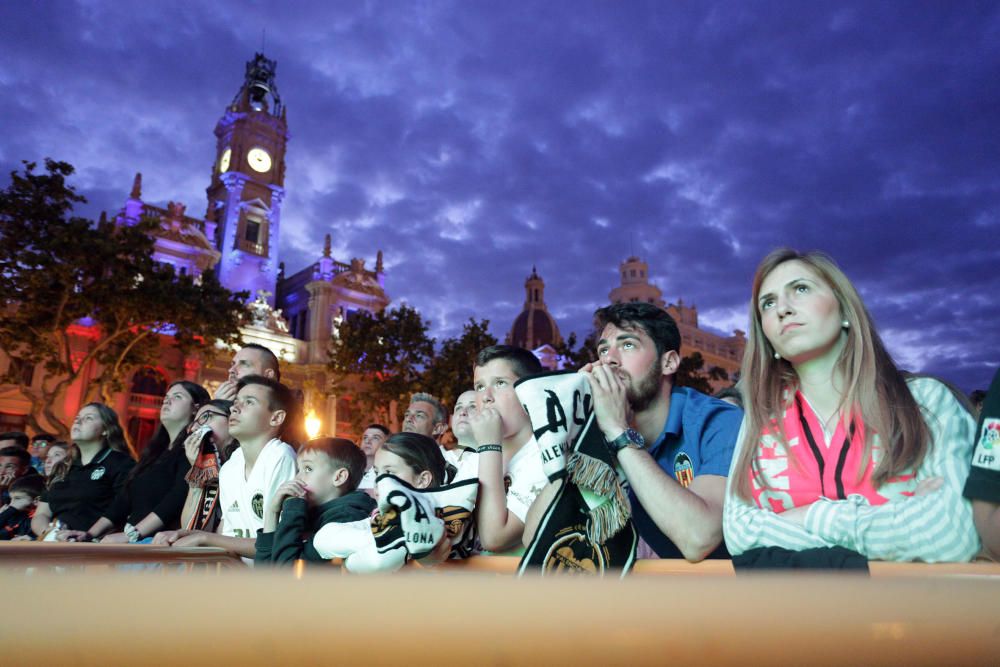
607, 428, 645, 453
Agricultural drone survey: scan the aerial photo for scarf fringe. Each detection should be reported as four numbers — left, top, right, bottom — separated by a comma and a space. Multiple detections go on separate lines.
567, 452, 632, 543
185, 454, 220, 488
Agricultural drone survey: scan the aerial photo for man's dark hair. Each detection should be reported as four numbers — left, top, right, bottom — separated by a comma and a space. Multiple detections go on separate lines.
0, 446, 31, 467
31, 434, 56, 444
236, 375, 295, 414
713, 386, 744, 409
593, 302, 681, 360
10, 474, 43, 498
243, 343, 281, 381
364, 423, 390, 436
300, 437, 367, 491
474, 345, 543, 380
0, 432, 29, 449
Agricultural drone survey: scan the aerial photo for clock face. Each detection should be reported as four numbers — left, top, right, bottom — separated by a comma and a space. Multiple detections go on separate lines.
219, 148, 231, 173
247, 147, 272, 173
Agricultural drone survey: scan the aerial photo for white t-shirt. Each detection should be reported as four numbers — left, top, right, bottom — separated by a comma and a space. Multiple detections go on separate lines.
505, 437, 548, 522
358, 467, 377, 490
218, 438, 297, 542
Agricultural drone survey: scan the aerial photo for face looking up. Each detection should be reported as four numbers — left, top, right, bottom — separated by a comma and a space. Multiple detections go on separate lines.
228, 347, 269, 382
189, 404, 231, 445
596, 323, 669, 412
360, 427, 387, 457
229, 384, 284, 441
160, 384, 198, 429
70, 405, 105, 445
450, 390, 478, 442
43, 446, 69, 477
473, 359, 530, 441
757, 259, 846, 367
402, 400, 444, 438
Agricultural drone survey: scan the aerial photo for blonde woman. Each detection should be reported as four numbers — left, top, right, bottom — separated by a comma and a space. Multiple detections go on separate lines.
722, 248, 979, 562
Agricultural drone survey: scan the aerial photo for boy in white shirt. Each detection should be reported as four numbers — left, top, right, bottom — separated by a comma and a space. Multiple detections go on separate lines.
470, 346, 547, 552
158, 375, 297, 560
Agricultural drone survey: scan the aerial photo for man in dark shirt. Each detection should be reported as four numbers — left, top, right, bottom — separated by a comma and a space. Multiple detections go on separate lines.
964, 367, 1000, 560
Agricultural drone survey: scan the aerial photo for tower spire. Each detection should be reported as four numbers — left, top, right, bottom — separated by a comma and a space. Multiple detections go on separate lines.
130, 172, 142, 199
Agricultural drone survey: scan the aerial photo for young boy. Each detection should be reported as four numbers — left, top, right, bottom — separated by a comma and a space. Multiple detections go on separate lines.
1, 475, 44, 540
470, 345, 548, 552
158, 375, 297, 562
255, 437, 376, 565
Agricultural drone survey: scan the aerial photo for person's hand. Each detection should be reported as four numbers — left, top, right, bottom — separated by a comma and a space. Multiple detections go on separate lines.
416, 530, 452, 568
269, 480, 307, 515
172, 532, 210, 548
183, 426, 212, 466
151, 529, 192, 546
100, 532, 130, 544
470, 407, 503, 447
579, 361, 630, 441
0, 470, 15, 489
56, 530, 90, 542
780, 505, 811, 526
215, 379, 238, 401
11, 535, 32, 541
914, 477, 944, 496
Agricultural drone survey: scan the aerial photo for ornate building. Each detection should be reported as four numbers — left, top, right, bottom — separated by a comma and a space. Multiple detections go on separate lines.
0, 53, 390, 444
608, 256, 745, 390
506, 267, 563, 370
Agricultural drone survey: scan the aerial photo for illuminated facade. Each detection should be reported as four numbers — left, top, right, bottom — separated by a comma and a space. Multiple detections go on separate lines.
0, 53, 389, 443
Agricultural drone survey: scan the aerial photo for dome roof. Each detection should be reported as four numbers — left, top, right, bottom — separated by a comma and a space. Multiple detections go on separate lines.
509, 308, 560, 350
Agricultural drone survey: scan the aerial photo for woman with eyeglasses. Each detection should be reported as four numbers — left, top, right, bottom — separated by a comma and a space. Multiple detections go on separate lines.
152, 400, 237, 543
58, 381, 210, 543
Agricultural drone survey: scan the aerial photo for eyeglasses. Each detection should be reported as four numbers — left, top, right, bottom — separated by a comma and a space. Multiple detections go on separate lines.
194, 411, 228, 426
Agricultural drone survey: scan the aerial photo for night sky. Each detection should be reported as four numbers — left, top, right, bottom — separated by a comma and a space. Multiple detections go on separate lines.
2, 2, 998, 391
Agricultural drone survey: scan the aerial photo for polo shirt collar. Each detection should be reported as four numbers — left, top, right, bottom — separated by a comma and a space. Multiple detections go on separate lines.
652, 387, 688, 449
74, 446, 112, 469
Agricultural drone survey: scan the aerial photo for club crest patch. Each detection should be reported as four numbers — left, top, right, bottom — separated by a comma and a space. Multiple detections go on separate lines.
974, 418, 1000, 471
90, 466, 106, 481
542, 528, 605, 574
674, 452, 694, 488
251, 492, 264, 519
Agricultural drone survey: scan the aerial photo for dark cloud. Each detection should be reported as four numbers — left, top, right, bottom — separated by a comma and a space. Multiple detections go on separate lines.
1, 1, 998, 390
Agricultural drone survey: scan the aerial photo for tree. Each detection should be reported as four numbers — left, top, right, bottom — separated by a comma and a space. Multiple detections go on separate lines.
422, 318, 498, 408
554, 330, 599, 369
674, 351, 730, 395
326, 304, 434, 432
0, 159, 248, 436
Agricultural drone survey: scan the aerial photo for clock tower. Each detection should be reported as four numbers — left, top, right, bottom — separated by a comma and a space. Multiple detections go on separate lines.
207, 52, 288, 305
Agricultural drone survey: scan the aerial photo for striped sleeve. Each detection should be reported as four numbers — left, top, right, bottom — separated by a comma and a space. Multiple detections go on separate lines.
722, 419, 834, 555
803, 378, 980, 563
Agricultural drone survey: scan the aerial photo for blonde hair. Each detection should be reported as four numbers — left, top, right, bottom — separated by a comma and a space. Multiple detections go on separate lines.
734, 248, 930, 499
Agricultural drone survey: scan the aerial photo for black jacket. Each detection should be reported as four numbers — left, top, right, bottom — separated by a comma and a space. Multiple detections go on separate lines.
254, 490, 376, 565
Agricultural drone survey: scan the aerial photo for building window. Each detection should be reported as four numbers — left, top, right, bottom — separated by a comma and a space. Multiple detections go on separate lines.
630, 269, 636, 278
245, 220, 261, 243
640, 270, 645, 277
130, 367, 167, 397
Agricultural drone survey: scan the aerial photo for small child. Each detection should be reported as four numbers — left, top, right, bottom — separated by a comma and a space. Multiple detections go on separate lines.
255, 437, 376, 565
1, 475, 44, 540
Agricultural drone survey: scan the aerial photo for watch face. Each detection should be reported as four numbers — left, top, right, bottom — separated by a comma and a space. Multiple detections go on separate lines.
219, 148, 231, 173
247, 147, 272, 173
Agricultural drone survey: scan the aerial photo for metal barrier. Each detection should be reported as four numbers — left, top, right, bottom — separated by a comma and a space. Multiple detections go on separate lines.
2, 570, 999, 666
0, 542, 246, 572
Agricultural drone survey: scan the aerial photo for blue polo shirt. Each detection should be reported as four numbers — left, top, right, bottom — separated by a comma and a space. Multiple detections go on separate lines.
630, 386, 743, 558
